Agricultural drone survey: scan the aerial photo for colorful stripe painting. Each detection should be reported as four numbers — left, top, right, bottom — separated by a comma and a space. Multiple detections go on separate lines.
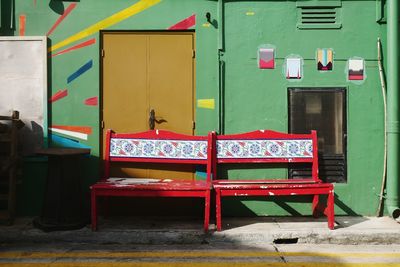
197, 99, 215, 109
52, 38, 96, 57
168, 14, 196, 30
50, 89, 68, 103
52, 125, 92, 135
50, 128, 88, 141
348, 58, 365, 81
19, 15, 26, 36
50, 125, 93, 141
317, 48, 333, 71
67, 60, 93, 84
47, 3, 77, 36
50, 0, 161, 52
84, 97, 98, 106
51, 134, 92, 149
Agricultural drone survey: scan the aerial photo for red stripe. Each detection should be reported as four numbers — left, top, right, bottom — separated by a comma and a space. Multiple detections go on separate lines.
168, 14, 196, 30
47, 3, 77, 36
19, 15, 26, 36
52, 125, 92, 134
52, 38, 96, 57
84, 96, 98, 106
50, 89, 68, 103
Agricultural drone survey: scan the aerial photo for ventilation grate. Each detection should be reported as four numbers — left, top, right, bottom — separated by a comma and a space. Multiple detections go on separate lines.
297, 7, 341, 29
289, 154, 346, 183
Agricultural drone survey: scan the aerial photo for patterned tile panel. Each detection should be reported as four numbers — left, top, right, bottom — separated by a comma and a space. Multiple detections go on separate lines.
110, 138, 208, 160
217, 139, 313, 159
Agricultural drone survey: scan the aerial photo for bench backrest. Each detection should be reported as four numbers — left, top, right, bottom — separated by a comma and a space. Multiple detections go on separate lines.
104, 129, 213, 182
212, 130, 320, 183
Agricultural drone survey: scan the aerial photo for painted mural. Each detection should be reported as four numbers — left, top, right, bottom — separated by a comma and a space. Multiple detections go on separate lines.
18, 0, 197, 151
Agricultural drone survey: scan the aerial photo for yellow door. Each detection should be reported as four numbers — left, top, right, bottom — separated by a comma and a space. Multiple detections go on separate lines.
101, 31, 195, 179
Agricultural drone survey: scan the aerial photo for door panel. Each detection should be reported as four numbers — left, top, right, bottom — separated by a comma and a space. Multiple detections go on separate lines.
148, 34, 194, 134
101, 32, 195, 180
102, 33, 148, 133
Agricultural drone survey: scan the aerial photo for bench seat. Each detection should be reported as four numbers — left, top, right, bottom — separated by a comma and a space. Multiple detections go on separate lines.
213, 181, 333, 190
92, 179, 211, 193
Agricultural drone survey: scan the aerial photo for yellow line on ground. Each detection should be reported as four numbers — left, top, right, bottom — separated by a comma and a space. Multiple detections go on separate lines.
50, 0, 161, 52
1, 251, 400, 259
0, 262, 399, 267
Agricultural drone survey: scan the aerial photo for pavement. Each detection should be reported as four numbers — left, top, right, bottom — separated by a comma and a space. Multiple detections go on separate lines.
1, 216, 400, 247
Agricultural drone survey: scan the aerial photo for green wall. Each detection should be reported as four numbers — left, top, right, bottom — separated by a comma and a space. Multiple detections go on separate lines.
6, 0, 388, 217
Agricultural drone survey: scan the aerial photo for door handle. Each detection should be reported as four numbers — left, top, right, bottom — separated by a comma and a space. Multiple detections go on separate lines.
149, 109, 167, 130
149, 109, 155, 130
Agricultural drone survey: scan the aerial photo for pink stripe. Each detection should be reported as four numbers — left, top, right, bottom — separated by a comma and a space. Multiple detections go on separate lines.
168, 14, 196, 30
52, 38, 96, 57
50, 89, 68, 103
84, 97, 98, 106
47, 3, 77, 36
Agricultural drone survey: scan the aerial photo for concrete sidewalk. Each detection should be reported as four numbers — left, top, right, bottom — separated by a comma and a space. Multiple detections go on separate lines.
1, 216, 399, 246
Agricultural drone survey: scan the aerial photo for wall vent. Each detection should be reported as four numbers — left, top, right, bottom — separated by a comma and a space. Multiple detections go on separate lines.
297, 4, 342, 29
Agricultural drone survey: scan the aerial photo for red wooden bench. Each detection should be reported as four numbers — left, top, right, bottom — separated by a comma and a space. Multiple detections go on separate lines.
91, 129, 213, 232
212, 130, 335, 231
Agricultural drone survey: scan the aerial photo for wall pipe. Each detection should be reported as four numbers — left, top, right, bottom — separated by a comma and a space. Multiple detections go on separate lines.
218, 0, 225, 134
386, 0, 400, 218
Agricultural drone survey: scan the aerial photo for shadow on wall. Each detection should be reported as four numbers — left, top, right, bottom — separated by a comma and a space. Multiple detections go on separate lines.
49, 0, 81, 15
18, 121, 44, 156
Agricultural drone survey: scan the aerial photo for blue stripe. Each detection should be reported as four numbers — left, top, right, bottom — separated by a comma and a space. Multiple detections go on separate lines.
67, 60, 93, 83
51, 134, 92, 149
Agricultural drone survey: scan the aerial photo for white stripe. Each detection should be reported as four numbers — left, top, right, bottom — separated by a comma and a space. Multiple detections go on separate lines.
50, 128, 88, 140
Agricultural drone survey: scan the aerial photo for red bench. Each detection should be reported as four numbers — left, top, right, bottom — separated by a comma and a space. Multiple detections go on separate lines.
91, 129, 213, 232
212, 130, 335, 231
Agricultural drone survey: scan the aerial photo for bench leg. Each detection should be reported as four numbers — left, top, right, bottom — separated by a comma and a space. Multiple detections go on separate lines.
91, 190, 97, 231
204, 190, 210, 233
327, 189, 335, 230
216, 189, 222, 231
312, 194, 321, 217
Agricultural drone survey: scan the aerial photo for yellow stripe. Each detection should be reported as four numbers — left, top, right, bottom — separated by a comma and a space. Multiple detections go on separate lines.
50, 0, 161, 52
1, 251, 400, 259
197, 99, 215, 109
0, 262, 399, 267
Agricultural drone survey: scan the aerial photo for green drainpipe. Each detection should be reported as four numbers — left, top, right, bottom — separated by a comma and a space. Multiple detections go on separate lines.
386, 0, 400, 218
218, 0, 225, 134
